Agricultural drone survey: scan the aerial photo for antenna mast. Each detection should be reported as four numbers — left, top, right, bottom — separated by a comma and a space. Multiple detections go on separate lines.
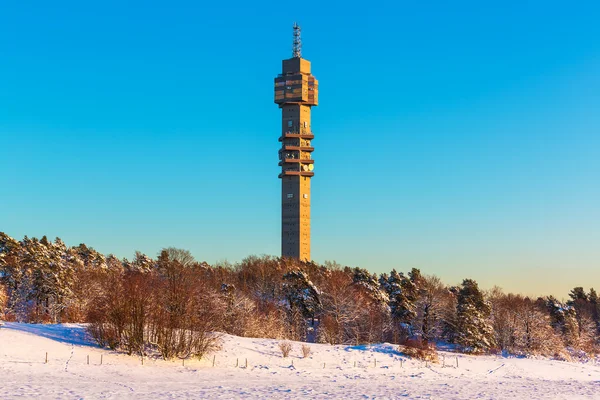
292, 22, 302, 58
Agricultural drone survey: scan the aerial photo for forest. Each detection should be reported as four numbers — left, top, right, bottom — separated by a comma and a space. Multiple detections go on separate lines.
1, 232, 598, 361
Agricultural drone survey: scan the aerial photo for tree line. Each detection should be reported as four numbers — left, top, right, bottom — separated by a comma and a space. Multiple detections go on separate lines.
0, 232, 598, 360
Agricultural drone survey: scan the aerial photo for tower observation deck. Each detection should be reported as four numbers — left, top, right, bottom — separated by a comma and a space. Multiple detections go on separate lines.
274, 23, 319, 261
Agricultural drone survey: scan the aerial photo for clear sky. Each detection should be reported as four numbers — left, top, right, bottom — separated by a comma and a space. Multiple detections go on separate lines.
1, 1, 599, 297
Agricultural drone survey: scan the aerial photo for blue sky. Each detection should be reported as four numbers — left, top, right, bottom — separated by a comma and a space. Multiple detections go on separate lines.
1, 1, 599, 297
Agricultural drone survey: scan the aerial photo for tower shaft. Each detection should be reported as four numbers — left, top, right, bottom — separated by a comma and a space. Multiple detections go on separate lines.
274, 26, 318, 261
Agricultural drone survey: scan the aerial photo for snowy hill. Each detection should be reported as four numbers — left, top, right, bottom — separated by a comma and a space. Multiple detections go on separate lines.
0, 323, 599, 399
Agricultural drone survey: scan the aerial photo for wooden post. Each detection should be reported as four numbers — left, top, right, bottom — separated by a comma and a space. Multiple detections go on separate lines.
142, 356, 144, 366
182, 358, 185, 367
236, 358, 239, 367
245, 358, 248, 368
354, 361, 356, 368
101, 355, 103, 365
400, 359, 403, 368
374, 359, 377, 368
45, 352, 48, 364
212, 355, 216, 367
291, 359, 294, 367
323, 362, 325, 369
87, 355, 89, 365
456, 356, 459, 368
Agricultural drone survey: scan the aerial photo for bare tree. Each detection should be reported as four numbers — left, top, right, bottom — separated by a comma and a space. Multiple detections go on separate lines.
159, 248, 196, 269
414, 275, 451, 344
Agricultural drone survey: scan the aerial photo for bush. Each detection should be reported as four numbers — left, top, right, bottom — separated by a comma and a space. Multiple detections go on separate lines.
399, 338, 438, 362
87, 265, 224, 360
301, 344, 311, 358
279, 341, 293, 357
0, 284, 6, 320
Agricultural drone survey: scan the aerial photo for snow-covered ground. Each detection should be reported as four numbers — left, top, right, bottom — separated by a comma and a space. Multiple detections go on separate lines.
0, 322, 599, 399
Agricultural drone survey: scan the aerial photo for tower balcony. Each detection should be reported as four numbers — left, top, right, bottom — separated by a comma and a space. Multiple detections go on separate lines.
278, 159, 314, 166
278, 171, 315, 178
279, 131, 315, 141
282, 145, 314, 152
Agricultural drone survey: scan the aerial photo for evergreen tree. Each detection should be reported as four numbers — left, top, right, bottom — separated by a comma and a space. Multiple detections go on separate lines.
282, 270, 321, 321
546, 296, 580, 348
128, 251, 155, 273
569, 287, 588, 302
589, 288, 599, 332
0, 232, 31, 319
455, 279, 495, 352
351, 267, 389, 306
73, 243, 107, 270
105, 254, 125, 273
383, 270, 415, 325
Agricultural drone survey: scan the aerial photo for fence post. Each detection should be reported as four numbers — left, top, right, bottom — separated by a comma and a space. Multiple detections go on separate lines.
212, 355, 216, 367
236, 358, 239, 367
87, 355, 89, 365
456, 356, 459, 368
45, 352, 48, 364
245, 358, 248, 368
400, 359, 403, 368
101, 354, 103, 365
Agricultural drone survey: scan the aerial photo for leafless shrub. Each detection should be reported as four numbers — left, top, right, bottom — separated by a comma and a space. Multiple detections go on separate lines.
301, 344, 311, 358
0, 284, 8, 320
399, 338, 438, 362
87, 259, 224, 360
279, 341, 293, 357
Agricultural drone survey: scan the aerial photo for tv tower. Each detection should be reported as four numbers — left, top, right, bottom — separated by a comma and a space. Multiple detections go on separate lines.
274, 23, 319, 261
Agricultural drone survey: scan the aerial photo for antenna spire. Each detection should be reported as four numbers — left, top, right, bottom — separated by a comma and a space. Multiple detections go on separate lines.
292, 22, 302, 58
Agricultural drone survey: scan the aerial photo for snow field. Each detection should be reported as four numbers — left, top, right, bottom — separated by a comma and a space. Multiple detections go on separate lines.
1, 323, 599, 399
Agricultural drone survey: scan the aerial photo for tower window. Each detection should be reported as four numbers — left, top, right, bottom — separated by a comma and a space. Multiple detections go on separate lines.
287, 120, 293, 128
287, 193, 294, 198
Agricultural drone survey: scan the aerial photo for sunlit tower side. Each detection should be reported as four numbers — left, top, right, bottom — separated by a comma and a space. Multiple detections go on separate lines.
274, 23, 319, 261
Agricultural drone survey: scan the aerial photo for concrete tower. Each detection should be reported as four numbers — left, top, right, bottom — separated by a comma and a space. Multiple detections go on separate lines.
274, 23, 319, 261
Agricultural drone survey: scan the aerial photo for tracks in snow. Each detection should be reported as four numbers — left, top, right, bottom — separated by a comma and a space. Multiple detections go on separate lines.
62, 344, 134, 393
64, 344, 74, 372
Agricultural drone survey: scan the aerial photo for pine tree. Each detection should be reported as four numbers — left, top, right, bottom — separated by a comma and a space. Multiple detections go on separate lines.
589, 288, 599, 333
0, 232, 30, 320
348, 268, 391, 344
105, 254, 125, 273
383, 270, 416, 325
455, 279, 495, 352
129, 251, 155, 273
546, 296, 580, 349
351, 267, 389, 306
73, 244, 107, 270
283, 270, 321, 320
569, 287, 588, 302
